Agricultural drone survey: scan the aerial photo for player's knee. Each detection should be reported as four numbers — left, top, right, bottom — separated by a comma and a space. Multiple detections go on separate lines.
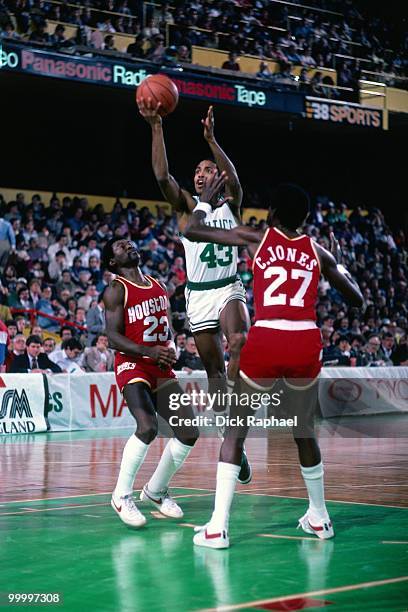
176, 427, 200, 447
136, 421, 158, 445
228, 331, 247, 355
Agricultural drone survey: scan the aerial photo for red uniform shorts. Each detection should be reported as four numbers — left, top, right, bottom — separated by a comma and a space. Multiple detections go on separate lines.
115, 354, 176, 393
239, 325, 322, 389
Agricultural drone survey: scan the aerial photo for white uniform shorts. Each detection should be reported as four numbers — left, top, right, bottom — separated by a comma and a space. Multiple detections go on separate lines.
185, 277, 246, 333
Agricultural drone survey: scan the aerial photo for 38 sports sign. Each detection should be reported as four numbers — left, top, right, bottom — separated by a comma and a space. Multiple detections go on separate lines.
305, 97, 385, 130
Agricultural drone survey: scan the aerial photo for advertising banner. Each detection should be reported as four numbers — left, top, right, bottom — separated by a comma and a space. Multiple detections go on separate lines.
305, 96, 384, 129
0, 42, 303, 113
46, 373, 72, 432
2, 367, 406, 434
0, 374, 47, 434
68, 371, 210, 430
319, 367, 408, 417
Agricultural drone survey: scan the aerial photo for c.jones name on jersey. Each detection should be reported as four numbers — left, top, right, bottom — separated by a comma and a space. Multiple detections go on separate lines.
128, 295, 168, 323
255, 245, 318, 272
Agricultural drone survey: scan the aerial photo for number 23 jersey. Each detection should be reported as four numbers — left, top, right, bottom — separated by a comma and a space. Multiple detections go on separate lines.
114, 275, 170, 352
252, 227, 320, 322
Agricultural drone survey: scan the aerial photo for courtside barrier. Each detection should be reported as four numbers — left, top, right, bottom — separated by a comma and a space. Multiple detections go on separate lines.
0, 368, 407, 434
0, 373, 48, 434
319, 367, 408, 417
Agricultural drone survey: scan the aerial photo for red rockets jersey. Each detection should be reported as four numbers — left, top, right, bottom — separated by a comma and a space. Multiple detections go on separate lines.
114, 275, 170, 348
252, 227, 320, 322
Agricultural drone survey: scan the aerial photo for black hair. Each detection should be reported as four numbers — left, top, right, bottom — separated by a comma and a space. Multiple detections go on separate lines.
382, 332, 394, 339
62, 338, 82, 351
335, 334, 351, 346
101, 237, 120, 272
26, 334, 43, 346
269, 183, 310, 230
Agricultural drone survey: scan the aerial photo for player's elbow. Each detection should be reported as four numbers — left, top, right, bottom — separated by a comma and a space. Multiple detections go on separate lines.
183, 227, 200, 242
157, 175, 171, 187
349, 292, 364, 308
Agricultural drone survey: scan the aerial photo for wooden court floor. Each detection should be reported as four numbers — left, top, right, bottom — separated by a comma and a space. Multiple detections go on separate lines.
1, 417, 407, 611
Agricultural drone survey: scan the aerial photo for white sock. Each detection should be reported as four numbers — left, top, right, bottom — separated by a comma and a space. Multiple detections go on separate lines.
208, 462, 240, 532
226, 378, 235, 395
147, 438, 193, 495
114, 434, 149, 498
300, 462, 328, 519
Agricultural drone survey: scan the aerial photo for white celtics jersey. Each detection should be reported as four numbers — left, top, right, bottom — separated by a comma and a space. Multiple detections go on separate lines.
181, 200, 239, 286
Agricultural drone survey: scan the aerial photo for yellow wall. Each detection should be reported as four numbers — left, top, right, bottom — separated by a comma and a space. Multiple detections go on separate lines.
192, 46, 337, 84
360, 85, 408, 114
2, 187, 271, 221
46, 20, 134, 53
242, 208, 267, 223
386, 87, 408, 113
1, 187, 172, 215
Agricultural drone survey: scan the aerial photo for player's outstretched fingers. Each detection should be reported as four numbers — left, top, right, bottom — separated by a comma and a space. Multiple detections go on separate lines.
214, 171, 228, 191
330, 232, 342, 262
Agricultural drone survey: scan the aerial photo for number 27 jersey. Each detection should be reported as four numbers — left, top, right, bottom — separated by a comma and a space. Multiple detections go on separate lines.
252, 227, 320, 322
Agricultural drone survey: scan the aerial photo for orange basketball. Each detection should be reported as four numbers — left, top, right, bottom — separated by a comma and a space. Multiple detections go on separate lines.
136, 74, 179, 117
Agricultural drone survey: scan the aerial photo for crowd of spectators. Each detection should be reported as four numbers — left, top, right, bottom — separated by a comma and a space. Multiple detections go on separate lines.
1, 0, 406, 89
0, 189, 407, 374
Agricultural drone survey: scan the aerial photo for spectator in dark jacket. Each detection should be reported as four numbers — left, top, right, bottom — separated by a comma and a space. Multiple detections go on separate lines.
391, 334, 408, 366
10, 335, 62, 373
222, 52, 240, 71
175, 335, 204, 372
86, 297, 105, 346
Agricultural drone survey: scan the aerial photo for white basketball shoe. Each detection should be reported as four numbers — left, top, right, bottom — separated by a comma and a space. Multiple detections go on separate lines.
111, 492, 147, 528
140, 484, 184, 518
193, 523, 230, 549
298, 510, 334, 539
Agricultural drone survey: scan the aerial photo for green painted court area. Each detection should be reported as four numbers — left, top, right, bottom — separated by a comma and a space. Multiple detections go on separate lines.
1, 488, 407, 611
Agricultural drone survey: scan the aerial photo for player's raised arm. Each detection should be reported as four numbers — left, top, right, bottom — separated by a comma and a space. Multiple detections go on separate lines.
103, 281, 175, 367
202, 106, 243, 219
138, 97, 192, 214
184, 172, 261, 249
315, 234, 364, 307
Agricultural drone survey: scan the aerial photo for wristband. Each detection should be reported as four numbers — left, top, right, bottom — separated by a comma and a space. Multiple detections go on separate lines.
193, 202, 212, 216
337, 264, 349, 275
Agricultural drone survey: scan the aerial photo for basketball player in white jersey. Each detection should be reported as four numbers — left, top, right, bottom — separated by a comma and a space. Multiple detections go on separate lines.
138, 100, 251, 483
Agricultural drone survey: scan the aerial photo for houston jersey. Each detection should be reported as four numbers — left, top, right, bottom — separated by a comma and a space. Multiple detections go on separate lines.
180, 199, 239, 283
114, 275, 169, 349
252, 227, 320, 322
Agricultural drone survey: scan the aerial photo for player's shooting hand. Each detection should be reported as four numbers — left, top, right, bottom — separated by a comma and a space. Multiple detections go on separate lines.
330, 232, 342, 263
200, 171, 231, 208
138, 96, 162, 126
202, 105, 215, 142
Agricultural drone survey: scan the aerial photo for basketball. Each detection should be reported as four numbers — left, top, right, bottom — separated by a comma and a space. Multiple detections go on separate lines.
136, 74, 179, 116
